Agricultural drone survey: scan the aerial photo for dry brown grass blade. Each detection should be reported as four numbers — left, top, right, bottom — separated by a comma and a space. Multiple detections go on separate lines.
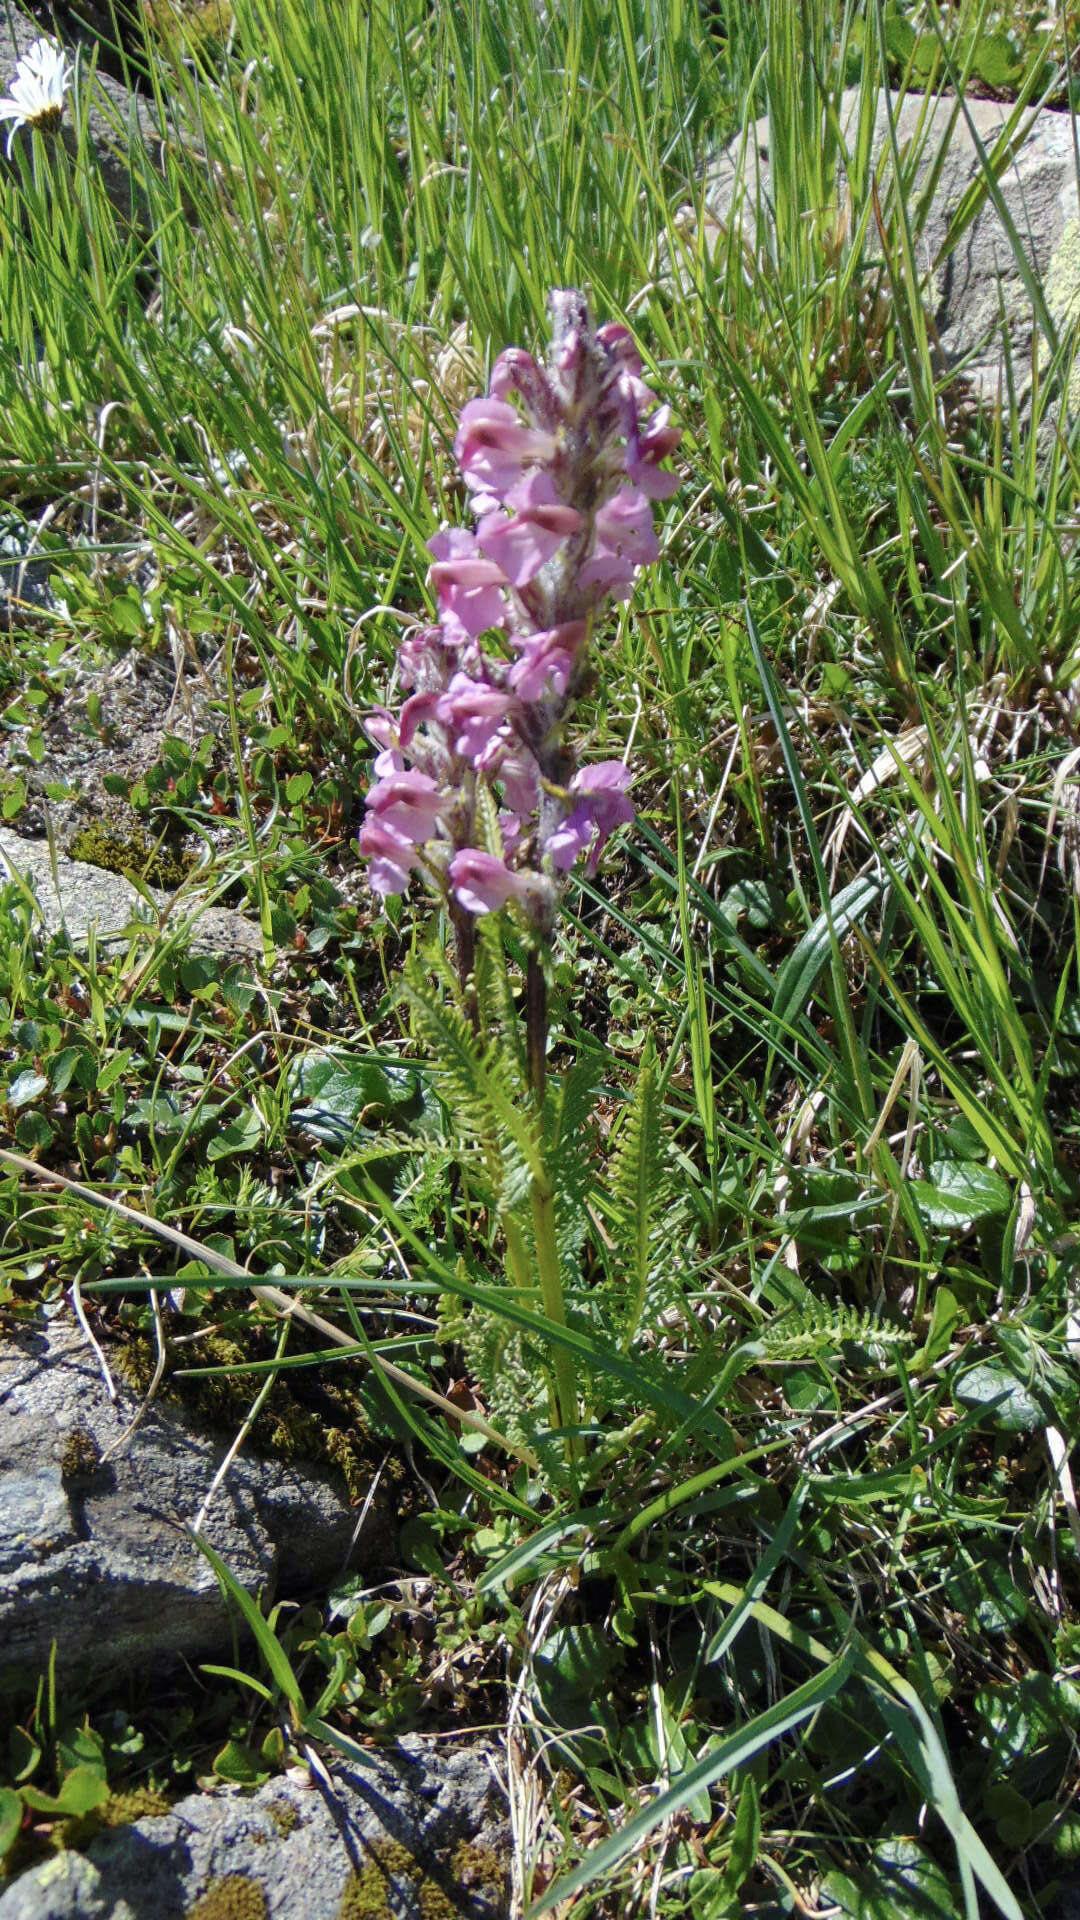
0, 1146, 539, 1469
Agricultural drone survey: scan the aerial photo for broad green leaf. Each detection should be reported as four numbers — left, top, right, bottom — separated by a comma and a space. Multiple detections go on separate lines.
212, 1738, 269, 1785
953, 1364, 1042, 1433
0, 1789, 23, 1862
21, 1766, 109, 1818
291, 1052, 419, 1129
910, 1162, 1012, 1230
824, 1833, 955, 1919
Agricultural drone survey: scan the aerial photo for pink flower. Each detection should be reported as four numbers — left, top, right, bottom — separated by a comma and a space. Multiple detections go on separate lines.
508, 628, 578, 702
455, 397, 557, 499
428, 527, 510, 639
477, 472, 582, 588
546, 762, 634, 875
398, 625, 460, 692
357, 818, 421, 897
596, 322, 642, 374
489, 350, 558, 426
436, 673, 518, 763
627, 403, 681, 498
578, 486, 660, 597
449, 849, 538, 916
497, 745, 542, 818
366, 768, 446, 843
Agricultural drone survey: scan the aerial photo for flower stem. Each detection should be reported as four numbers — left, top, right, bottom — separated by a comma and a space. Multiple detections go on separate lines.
451, 902, 477, 1027
526, 945, 547, 1105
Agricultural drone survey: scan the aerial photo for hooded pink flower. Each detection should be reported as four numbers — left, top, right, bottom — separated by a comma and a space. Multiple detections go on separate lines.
627, 404, 682, 498
578, 487, 660, 597
477, 472, 582, 588
366, 768, 446, 843
507, 625, 581, 702
358, 818, 422, 897
449, 849, 548, 917
436, 673, 519, 764
455, 397, 557, 500
428, 527, 509, 639
545, 762, 635, 875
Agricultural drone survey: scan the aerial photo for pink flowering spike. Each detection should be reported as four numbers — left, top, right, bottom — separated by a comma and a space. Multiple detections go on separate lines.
489, 349, 559, 426
428, 527, 510, 638
455, 397, 557, 500
367, 768, 446, 842
477, 473, 582, 588
357, 818, 420, 897
436, 673, 518, 763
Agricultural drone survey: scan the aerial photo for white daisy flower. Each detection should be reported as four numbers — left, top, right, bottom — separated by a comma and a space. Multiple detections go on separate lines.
0, 37, 74, 157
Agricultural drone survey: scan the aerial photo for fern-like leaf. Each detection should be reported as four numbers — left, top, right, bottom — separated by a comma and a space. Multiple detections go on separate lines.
607, 1042, 663, 1350
763, 1301, 914, 1362
402, 952, 540, 1220
547, 1060, 600, 1273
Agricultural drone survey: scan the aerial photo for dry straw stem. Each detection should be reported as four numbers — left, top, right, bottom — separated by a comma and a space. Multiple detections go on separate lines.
0, 1146, 539, 1470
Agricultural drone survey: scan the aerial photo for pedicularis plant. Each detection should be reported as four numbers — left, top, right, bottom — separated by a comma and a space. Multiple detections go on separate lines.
358, 292, 679, 1475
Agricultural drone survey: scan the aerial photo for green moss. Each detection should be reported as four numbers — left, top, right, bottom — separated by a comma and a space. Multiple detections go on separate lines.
335, 1838, 494, 1920
448, 1841, 506, 1900
99, 1787, 172, 1826
186, 1874, 268, 1920
338, 1840, 424, 1920
265, 1799, 303, 1838
58, 1425, 102, 1483
68, 823, 194, 891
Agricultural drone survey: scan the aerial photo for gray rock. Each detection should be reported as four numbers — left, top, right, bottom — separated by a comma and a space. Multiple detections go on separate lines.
0, 1747, 508, 1919
701, 89, 1080, 406
0, 9, 159, 222
0, 828, 262, 958
0, 1319, 380, 1698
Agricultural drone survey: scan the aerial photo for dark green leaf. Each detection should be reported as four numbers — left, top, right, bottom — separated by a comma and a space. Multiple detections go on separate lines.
911, 1161, 1012, 1229
953, 1363, 1042, 1432
0, 1789, 22, 1863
